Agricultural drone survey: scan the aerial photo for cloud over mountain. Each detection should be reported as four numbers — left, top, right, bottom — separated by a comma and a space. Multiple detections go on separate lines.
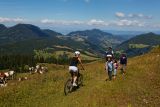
0, 17, 25, 23
115, 12, 153, 19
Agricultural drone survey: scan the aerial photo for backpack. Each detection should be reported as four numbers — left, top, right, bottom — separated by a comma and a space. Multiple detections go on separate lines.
120, 55, 127, 64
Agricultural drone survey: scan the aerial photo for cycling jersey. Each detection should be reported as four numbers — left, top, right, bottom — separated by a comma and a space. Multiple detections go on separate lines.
70, 57, 79, 67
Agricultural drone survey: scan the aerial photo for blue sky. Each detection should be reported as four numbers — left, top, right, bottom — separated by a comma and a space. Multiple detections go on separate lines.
0, 0, 160, 33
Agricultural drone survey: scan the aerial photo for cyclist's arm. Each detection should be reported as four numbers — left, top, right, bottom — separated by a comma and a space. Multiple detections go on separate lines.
78, 58, 85, 70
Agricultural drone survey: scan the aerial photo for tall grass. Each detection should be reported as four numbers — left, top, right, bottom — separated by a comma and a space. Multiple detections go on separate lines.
0, 47, 160, 107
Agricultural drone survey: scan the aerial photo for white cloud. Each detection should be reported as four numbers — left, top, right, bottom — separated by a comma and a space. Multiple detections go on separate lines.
0, 17, 25, 23
111, 19, 145, 27
116, 12, 153, 19
41, 19, 109, 26
115, 12, 125, 18
150, 23, 160, 28
41, 18, 160, 29
87, 19, 108, 26
41, 19, 84, 25
128, 13, 152, 19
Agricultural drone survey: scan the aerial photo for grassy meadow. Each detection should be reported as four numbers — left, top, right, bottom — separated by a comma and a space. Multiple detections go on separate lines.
53, 51, 100, 60
0, 47, 160, 107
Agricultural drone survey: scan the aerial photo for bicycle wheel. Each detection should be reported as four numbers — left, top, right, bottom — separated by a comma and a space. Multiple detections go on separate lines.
77, 73, 83, 86
64, 79, 73, 95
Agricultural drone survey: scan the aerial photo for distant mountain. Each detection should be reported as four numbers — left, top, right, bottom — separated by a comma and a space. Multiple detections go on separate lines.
0, 24, 104, 56
43, 29, 63, 37
0, 24, 7, 31
0, 24, 50, 45
104, 30, 148, 40
1, 24, 138, 57
116, 32, 160, 56
105, 30, 146, 36
67, 29, 124, 49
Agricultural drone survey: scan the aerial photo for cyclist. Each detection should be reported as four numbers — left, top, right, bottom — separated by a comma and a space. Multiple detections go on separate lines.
69, 51, 85, 86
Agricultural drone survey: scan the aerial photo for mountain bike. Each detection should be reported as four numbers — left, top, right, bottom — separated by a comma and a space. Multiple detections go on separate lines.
64, 71, 83, 95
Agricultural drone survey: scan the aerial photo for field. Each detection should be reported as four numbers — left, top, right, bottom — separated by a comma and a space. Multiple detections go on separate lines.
129, 44, 149, 49
53, 51, 99, 60
0, 47, 160, 107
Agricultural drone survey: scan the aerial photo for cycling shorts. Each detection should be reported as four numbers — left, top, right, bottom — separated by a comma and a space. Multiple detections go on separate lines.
69, 66, 78, 72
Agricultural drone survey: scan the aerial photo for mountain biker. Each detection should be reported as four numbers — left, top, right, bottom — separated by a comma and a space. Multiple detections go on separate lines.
120, 53, 127, 74
69, 51, 85, 86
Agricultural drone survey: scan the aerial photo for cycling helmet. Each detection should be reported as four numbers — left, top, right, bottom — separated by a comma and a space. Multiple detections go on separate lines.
75, 51, 80, 56
106, 54, 112, 57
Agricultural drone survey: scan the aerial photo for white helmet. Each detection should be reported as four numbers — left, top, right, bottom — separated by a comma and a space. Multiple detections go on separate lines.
75, 51, 80, 56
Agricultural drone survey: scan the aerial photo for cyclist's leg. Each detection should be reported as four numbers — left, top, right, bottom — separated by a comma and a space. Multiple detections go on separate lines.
73, 71, 78, 82
69, 66, 78, 86
69, 71, 74, 83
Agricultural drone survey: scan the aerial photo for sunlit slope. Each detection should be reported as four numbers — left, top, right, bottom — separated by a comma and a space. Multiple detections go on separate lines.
0, 47, 160, 107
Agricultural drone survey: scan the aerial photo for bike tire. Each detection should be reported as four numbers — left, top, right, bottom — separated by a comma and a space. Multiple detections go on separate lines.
64, 78, 73, 95
78, 73, 83, 86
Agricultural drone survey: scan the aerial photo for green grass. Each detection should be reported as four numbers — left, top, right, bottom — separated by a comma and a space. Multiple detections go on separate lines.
129, 44, 149, 49
54, 51, 99, 60
0, 47, 160, 107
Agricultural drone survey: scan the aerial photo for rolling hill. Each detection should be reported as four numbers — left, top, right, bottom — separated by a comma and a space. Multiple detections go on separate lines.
0, 24, 103, 56
0, 46, 160, 107
0, 24, 124, 57
67, 29, 125, 49
116, 32, 160, 56
0, 24, 50, 45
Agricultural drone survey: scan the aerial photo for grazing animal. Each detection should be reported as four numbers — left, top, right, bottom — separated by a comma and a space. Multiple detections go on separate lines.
34, 65, 48, 74
41, 67, 48, 72
2, 70, 15, 80
8, 70, 15, 80
4, 72, 9, 77
18, 77, 28, 81
35, 65, 41, 73
0, 72, 7, 87
29, 67, 35, 74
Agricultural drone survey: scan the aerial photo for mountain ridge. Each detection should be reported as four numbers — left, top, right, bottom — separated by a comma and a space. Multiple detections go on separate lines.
0, 23, 123, 56
116, 32, 160, 56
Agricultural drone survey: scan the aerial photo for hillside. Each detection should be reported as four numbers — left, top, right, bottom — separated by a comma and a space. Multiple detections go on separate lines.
0, 24, 125, 57
116, 32, 160, 56
0, 24, 103, 57
0, 24, 50, 45
0, 47, 160, 107
67, 29, 125, 49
